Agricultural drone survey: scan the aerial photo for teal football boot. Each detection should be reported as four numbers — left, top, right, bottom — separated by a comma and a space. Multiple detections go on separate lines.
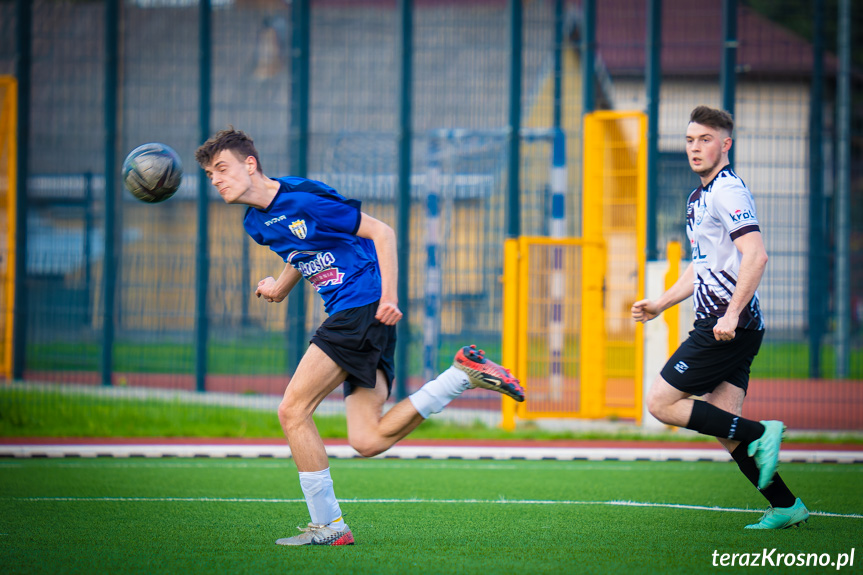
747, 420, 785, 489
745, 498, 809, 529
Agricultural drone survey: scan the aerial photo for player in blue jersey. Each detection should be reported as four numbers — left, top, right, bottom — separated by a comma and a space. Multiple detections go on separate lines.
195, 127, 525, 546
631, 107, 808, 529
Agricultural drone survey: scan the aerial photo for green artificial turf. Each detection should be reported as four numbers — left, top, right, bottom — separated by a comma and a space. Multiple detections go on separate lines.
0, 458, 860, 574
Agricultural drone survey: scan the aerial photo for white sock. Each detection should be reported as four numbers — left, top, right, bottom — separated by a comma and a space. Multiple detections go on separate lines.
297, 468, 344, 530
327, 516, 346, 531
408, 366, 471, 418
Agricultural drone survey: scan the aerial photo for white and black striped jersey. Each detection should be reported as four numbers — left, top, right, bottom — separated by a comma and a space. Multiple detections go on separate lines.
686, 166, 764, 330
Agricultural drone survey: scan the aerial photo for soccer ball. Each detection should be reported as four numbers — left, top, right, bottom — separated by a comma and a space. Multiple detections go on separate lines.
122, 142, 183, 203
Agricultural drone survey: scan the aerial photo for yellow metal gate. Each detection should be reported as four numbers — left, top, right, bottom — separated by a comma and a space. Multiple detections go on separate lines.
502, 111, 646, 428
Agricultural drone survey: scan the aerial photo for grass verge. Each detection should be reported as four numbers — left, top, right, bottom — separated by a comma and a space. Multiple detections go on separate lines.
2, 386, 861, 444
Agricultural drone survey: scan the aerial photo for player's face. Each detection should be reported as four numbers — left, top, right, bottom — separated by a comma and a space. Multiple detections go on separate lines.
686, 122, 731, 181
204, 149, 254, 204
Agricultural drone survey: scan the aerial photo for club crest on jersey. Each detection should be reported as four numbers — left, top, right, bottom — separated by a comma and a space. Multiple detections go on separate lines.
289, 219, 308, 239
695, 202, 707, 225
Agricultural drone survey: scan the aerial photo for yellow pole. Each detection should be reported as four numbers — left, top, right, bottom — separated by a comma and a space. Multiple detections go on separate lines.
0, 77, 17, 381
580, 112, 607, 418
580, 240, 606, 417
515, 236, 532, 420
501, 238, 519, 430
664, 241, 682, 357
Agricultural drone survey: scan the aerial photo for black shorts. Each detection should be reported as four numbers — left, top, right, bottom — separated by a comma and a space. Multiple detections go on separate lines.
660, 317, 764, 396
310, 300, 396, 398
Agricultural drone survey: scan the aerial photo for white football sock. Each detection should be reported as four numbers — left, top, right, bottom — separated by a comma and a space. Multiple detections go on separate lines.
298, 468, 344, 530
327, 516, 346, 531
408, 366, 471, 418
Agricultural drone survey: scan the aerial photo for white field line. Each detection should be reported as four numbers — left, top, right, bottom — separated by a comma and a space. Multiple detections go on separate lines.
6, 496, 862, 519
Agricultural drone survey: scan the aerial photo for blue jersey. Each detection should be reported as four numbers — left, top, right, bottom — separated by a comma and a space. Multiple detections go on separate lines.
243, 177, 381, 314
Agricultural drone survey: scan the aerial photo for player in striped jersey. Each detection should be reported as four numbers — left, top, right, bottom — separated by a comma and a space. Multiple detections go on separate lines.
632, 106, 808, 529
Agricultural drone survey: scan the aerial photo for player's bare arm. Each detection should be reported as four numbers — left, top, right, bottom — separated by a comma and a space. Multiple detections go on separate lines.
356, 213, 402, 326
713, 231, 768, 341
256, 263, 302, 303
632, 262, 695, 323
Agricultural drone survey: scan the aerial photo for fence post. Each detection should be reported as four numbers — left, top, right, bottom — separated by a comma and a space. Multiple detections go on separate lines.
551, 1, 567, 399
645, 0, 661, 261
721, 0, 737, 165
101, 0, 119, 387
549, 132, 566, 400
553, 0, 563, 129
289, 0, 310, 373
422, 140, 440, 387
84, 173, 93, 325
194, 0, 212, 393
12, 0, 30, 381
396, 0, 413, 401
808, 0, 825, 378
835, 0, 851, 378
580, 0, 595, 114
507, 0, 522, 240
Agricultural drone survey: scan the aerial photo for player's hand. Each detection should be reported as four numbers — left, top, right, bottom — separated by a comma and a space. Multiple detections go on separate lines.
375, 300, 402, 326
631, 299, 661, 323
255, 277, 285, 303
713, 314, 737, 341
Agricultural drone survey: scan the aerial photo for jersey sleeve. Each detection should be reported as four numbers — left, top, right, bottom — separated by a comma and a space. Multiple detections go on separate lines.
300, 192, 363, 235
712, 182, 760, 241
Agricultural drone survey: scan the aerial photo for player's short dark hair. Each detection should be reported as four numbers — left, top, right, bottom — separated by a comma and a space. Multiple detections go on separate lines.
195, 126, 262, 171
689, 106, 734, 135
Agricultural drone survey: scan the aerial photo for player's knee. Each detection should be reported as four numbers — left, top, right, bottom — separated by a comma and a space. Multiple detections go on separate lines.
277, 400, 307, 433
349, 436, 384, 458
276, 401, 292, 430
646, 393, 671, 423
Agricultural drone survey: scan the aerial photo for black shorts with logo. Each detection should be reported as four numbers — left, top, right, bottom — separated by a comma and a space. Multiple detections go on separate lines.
310, 300, 396, 398
660, 317, 764, 396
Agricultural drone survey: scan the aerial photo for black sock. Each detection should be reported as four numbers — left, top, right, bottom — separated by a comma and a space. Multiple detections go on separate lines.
730, 444, 797, 508
685, 400, 765, 443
